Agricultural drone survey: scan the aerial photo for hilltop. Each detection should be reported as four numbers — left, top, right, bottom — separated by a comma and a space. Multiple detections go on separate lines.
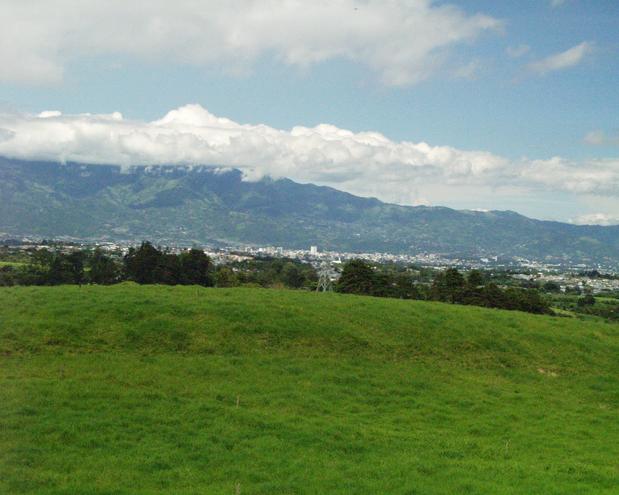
1, 285, 618, 494
2, 158, 619, 265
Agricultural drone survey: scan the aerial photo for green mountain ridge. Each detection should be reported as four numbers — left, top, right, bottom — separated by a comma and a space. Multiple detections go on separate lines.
1, 158, 618, 265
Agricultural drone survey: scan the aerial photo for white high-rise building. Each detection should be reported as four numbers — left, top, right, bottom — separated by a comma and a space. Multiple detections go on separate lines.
310, 245, 318, 255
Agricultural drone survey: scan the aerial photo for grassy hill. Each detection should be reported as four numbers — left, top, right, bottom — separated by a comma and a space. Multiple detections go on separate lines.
1, 285, 618, 494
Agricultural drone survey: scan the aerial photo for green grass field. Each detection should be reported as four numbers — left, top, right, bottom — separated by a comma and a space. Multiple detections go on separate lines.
1, 284, 618, 494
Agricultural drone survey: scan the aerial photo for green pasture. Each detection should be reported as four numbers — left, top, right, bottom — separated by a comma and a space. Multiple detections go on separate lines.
1, 284, 618, 494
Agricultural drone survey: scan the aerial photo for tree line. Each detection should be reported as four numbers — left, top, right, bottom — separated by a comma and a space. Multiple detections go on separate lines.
0, 242, 317, 290
0, 243, 551, 315
336, 260, 552, 315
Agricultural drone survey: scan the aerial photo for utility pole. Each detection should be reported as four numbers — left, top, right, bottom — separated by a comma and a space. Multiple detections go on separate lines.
316, 261, 333, 292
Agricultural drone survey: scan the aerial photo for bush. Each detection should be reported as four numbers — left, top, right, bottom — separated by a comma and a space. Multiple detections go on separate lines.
577, 294, 596, 307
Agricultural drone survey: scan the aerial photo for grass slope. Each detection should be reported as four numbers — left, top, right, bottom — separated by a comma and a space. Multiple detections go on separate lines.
1, 284, 618, 494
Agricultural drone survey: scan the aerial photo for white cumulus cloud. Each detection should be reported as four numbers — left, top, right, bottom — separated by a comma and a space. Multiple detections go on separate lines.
520, 157, 619, 195
527, 41, 593, 75
0, 105, 618, 210
0, 104, 509, 205
0, 0, 501, 86
570, 213, 619, 226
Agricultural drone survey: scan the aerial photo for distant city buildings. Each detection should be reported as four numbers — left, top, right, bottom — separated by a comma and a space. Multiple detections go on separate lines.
511, 272, 619, 295
2, 236, 619, 284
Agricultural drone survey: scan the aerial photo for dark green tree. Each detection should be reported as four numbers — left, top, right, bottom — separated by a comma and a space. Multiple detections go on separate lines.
123, 242, 162, 284
31, 248, 54, 267
460, 269, 485, 305
214, 266, 238, 287
89, 248, 120, 285
431, 268, 465, 303
370, 271, 393, 297
67, 251, 85, 285
444, 269, 465, 303
179, 249, 213, 286
503, 288, 551, 314
47, 254, 77, 285
467, 270, 484, 288
0, 266, 16, 286
281, 262, 305, 288
336, 259, 375, 295
577, 294, 596, 307
155, 253, 182, 285
480, 282, 508, 309
542, 281, 561, 293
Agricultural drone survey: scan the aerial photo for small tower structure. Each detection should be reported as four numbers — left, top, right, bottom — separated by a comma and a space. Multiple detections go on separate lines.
316, 261, 333, 292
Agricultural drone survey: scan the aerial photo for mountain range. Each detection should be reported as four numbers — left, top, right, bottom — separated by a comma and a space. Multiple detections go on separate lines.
1, 158, 618, 265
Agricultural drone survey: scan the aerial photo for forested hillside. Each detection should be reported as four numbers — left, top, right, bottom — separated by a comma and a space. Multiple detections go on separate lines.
2, 158, 619, 264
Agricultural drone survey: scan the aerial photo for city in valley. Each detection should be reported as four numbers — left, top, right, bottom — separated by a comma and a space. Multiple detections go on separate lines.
3, 237, 619, 295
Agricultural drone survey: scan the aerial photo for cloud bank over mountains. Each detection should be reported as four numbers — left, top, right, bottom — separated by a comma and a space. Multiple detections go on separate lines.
571, 212, 619, 226
0, 0, 500, 87
0, 104, 617, 217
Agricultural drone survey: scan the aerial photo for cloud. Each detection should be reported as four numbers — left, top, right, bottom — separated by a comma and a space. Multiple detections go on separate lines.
454, 59, 483, 80
584, 130, 619, 146
506, 44, 530, 58
0, 105, 618, 209
0, 128, 15, 143
527, 41, 593, 75
519, 157, 619, 195
0, 104, 508, 205
0, 0, 501, 87
570, 213, 619, 226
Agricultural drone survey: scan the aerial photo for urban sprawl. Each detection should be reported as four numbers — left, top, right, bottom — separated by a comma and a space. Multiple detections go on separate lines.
4, 238, 619, 295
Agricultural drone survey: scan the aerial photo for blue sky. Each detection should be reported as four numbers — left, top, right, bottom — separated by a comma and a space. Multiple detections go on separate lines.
0, 0, 617, 223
